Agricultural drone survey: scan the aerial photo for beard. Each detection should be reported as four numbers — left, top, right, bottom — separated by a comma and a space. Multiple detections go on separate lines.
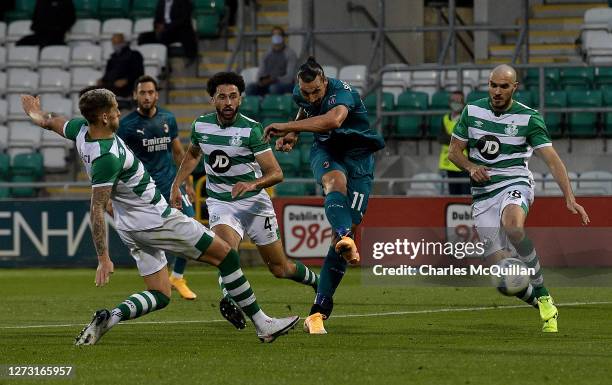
217, 106, 238, 123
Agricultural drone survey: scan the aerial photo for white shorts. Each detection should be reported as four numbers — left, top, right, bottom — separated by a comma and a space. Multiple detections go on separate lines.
207, 196, 280, 246
116, 209, 215, 276
473, 184, 534, 257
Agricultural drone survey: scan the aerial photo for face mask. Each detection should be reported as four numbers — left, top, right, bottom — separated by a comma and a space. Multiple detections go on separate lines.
271, 34, 283, 45
450, 101, 464, 113
113, 43, 126, 53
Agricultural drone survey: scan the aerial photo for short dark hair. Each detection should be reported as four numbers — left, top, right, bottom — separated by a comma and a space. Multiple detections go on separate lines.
297, 56, 325, 83
271, 25, 285, 36
207, 71, 245, 96
79, 89, 116, 124
134, 75, 158, 91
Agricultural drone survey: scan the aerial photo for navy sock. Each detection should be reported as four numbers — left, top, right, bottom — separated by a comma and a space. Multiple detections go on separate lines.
173, 256, 187, 275
310, 246, 347, 318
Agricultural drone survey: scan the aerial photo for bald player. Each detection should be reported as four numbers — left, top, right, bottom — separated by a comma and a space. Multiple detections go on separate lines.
448, 64, 589, 333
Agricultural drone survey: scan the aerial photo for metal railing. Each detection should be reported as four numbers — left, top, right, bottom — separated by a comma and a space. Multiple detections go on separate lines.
226, 0, 529, 73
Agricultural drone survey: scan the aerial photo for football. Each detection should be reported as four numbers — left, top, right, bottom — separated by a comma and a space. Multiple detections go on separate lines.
491, 257, 531, 296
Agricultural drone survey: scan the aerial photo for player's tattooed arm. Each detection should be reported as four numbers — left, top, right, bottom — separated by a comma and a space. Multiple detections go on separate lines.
21, 95, 69, 137
90, 186, 114, 286
448, 137, 490, 182
171, 143, 202, 209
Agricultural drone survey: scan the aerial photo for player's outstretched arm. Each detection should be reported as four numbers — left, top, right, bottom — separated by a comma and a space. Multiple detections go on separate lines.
232, 150, 283, 199
536, 146, 590, 224
21, 95, 68, 137
448, 137, 490, 182
274, 108, 307, 151
171, 143, 202, 209
264, 105, 348, 141
90, 185, 115, 287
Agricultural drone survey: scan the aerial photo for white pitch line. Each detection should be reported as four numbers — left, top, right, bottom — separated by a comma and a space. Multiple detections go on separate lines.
1, 301, 611, 330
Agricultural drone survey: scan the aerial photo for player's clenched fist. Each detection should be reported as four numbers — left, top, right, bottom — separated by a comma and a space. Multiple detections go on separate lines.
468, 165, 490, 183
169, 184, 183, 210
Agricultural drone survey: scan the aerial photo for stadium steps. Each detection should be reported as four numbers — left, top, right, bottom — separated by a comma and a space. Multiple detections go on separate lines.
502, 30, 580, 45
489, 43, 578, 57
256, 11, 289, 26
531, 2, 606, 18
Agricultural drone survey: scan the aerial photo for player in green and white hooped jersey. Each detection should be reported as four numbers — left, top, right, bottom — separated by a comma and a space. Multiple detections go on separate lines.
21, 90, 299, 344
171, 71, 319, 330
448, 64, 590, 332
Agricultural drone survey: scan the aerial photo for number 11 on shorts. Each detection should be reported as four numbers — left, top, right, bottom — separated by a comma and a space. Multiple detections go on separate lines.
351, 192, 364, 211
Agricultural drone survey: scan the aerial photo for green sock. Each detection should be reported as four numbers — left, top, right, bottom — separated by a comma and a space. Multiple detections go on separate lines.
217, 272, 230, 298
218, 249, 261, 318
515, 283, 538, 307
290, 260, 319, 290
109, 290, 170, 327
514, 236, 546, 294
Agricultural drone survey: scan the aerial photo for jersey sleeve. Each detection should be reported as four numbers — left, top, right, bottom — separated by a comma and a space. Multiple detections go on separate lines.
90, 153, 121, 187
451, 107, 469, 141
249, 123, 271, 155
63, 117, 87, 141
526, 113, 552, 149
168, 114, 179, 141
190, 119, 200, 146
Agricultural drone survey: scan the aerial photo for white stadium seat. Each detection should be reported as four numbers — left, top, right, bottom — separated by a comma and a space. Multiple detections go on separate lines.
0, 46, 6, 70
6, 45, 38, 69
531, 171, 544, 195
40, 146, 69, 172
136, 44, 167, 68
0, 71, 6, 96
0, 22, 6, 44
7, 20, 31, 44
442, 69, 479, 94
406, 172, 443, 196
39, 45, 71, 69
382, 68, 411, 101
0, 99, 7, 124
410, 69, 439, 98
0, 125, 8, 150
6, 68, 39, 93
322, 65, 338, 79
339, 64, 367, 93
71, 68, 102, 92
577, 170, 612, 195
240, 67, 259, 86
543, 172, 578, 195
67, 19, 101, 43
71, 44, 102, 68
40, 94, 73, 117
7, 93, 29, 121
101, 18, 133, 41
8, 121, 41, 158
133, 18, 154, 36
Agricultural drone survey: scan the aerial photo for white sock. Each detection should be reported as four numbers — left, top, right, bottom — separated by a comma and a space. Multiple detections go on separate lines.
171, 272, 183, 279
108, 309, 123, 328
251, 309, 271, 328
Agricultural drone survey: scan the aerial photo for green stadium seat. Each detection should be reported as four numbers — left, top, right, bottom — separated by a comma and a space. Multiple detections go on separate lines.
74, 0, 100, 18
273, 148, 301, 177
559, 67, 594, 91
466, 90, 488, 103
240, 95, 260, 120
274, 183, 309, 197
428, 90, 450, 138
0, 153, 10, 180
99, 0, 130, 19
260, 94, 293, 121
514, 90, 534, 108
394, 91, 428, 138
131, 0, 157, 18
299, 143, 312, 176
602, 90, 612, 137
594, 67, 612, 90
567, 90, 601, 137
194, 0, 226, 15
10, 152, 43, 197
196, 12, 220, 38
540, 90, 566, 138
363, 92, 394, 129
522, 68, 559, 91
5, 0, 36, 21
0, 187, 9, 199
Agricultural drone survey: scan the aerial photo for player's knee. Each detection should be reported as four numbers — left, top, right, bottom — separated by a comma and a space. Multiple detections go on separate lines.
503, 224, 525, 244
321, 172, 347, 195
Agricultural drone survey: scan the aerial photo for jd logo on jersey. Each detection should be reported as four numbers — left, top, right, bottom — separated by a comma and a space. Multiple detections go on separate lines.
209, 150, 231, 173
476, 135, 501, 160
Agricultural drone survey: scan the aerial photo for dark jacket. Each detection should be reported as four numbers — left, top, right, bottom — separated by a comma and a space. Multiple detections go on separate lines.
154, 0, 194, 33
101, 46, 145, 97
31, 0, 76, 35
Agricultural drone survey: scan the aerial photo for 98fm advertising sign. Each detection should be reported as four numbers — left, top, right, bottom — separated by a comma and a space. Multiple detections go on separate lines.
282, 204, 333, 258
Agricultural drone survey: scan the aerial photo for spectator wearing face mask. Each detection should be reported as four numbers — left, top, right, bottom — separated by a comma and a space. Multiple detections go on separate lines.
246, 26, 298, 96
98, 33, 145, 102
438, 90, 470, 195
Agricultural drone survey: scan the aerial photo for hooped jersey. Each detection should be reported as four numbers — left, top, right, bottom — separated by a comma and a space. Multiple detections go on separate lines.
64, 118, 170, 231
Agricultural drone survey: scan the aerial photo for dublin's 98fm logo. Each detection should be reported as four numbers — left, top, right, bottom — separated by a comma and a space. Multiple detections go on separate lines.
208, 150, 231, 173
476, 135, 501, 160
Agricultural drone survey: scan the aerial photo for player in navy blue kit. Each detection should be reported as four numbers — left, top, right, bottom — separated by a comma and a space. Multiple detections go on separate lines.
118, 75, 198, 300
264, 57, 385, 334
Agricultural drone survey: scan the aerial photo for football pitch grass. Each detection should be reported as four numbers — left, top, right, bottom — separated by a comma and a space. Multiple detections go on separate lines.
1, 267, 611, 385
